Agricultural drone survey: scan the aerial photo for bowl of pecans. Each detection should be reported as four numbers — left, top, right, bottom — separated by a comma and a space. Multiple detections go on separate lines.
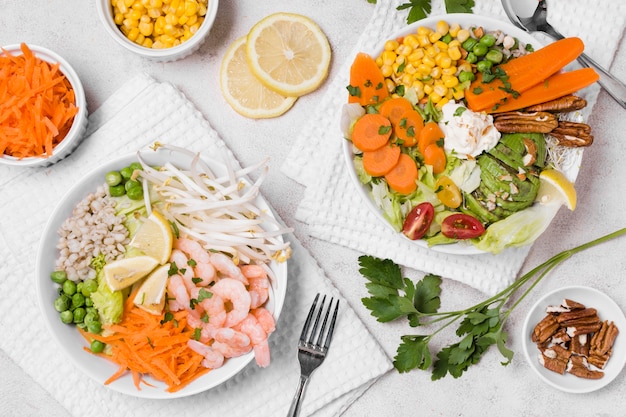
522, 286, 625, 393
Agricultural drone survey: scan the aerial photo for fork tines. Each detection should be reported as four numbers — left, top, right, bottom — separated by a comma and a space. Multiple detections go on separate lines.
300, 293, 340, 353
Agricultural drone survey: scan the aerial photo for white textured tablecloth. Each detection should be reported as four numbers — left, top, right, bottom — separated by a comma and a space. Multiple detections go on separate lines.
0, 74, 392, 417
281, 0, 626, 295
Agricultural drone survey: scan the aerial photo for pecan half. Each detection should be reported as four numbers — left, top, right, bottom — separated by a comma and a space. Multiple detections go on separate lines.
590, 320, 619, 356
532, 314, 559, 344
550, 121, 594, 147
525, 95, 587, 113
588, 351, 612, 369
493, 111, 558, 133
555, 308, 598, 324
567, 355, 604, 379
570, 333, 590, 356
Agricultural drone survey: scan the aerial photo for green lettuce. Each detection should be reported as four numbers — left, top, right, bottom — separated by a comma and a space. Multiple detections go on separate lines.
91, 270, 125, 325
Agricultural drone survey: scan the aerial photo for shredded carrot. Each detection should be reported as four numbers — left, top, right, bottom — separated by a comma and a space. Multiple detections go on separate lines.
362, 142, 401, 176
351, 113, 392, 152
0, 43, 78, 159
385, 153, 419, 194
347, 52, 389, 106
465, 37, 584, 112
79, 306, 211, 393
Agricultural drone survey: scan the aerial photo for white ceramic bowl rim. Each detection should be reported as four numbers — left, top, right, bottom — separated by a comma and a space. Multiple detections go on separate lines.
0, 44, 87, 167
35, 147, 288, 398
96, 0, 219, 58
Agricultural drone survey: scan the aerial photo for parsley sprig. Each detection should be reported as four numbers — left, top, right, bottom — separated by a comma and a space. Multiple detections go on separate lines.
395, 0, 475, 24
359, 227, 626, 379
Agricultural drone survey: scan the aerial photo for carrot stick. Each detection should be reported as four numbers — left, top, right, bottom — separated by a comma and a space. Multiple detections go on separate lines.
385, 153, 419, 194
362, 142, 401, 176
418, 121, 445, 156
0, 43, 78, 159
423, 143, 447, 174
465, 37, 585, 112
347, 52, 389, 106
487, 67, 599, 113
394, 109, 424, 147
378, 97, 414, 125
351, 113, 392, 151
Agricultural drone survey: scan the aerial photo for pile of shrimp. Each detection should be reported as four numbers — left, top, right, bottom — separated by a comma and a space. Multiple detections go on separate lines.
167, 237, 276, 369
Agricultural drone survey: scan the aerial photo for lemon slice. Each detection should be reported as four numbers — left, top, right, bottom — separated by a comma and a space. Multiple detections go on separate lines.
104, 256, 159, 291
133, 263, 170, 315
129, 210, 173, 264
245, 12, 331, 97
220, 36, 297, 119
536, 169, 577, 210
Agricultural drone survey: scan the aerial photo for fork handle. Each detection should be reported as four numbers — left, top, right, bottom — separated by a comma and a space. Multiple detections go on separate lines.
286, 375, 310, 417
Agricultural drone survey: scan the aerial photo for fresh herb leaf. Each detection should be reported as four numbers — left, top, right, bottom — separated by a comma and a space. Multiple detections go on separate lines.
396, 0, 474, 24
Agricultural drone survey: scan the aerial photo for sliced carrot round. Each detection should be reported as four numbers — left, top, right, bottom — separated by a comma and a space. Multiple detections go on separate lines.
394, 109, 424, 147
385, 153, 419, 194
362, 143, 401, 176
423, 143, 447, 174
418, 121, 445, 156
351, 113, 392, 152
378, 97, 414, 125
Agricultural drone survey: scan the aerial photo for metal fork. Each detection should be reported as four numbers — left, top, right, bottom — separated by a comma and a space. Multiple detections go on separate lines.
287, 293, 340, 417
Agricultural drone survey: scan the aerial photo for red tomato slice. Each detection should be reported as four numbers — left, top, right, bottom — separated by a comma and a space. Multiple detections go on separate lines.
402, 202, 435, 240
441, 213, 485, 239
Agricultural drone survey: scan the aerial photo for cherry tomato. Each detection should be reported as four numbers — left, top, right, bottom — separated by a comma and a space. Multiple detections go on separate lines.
402, 202, 435, 240
435, 176, 462, 209
441, 213, 485, 239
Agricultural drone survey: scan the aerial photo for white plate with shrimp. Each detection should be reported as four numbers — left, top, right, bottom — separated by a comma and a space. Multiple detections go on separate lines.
35, 144, 290, 398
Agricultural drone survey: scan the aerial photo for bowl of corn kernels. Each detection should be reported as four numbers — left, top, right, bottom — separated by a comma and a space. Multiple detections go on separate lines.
96, 0, 219, 62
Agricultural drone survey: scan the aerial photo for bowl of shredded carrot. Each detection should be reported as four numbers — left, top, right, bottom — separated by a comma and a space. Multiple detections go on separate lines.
96, 0, 219, 62
0, 43, 88, 167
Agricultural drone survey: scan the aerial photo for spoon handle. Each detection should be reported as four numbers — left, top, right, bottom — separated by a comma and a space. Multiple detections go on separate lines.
575, 52, 626, 109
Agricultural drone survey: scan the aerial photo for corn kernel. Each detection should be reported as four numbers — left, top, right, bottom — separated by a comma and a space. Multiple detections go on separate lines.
122, 17, 139, 29
412, 83, 425, 100
186, 13, 197, 25
127, 27, 140, 41
425, 45, 438, 58
456, 29, 471, 43
442, 66, 457, 76
375, 56, 383, 67
178, 15, 189, 25
439, 55, 453, 69
381, 65, 393, 78
428, 31, 442, 43
384, 39, 399, 51
142, 37, 153, 48
385, 79, 396, 94
442, 74, 459, 88
404, 63, 417, 75
422, 55, 436, 67
437, 97, 450, 107
382, 50, 396, 66
397, 44, 412, 57
417, 34, 431, 47
184, 0, 198, 16
417, 63, 432, 75
139, 20, 154, 36
403, 34, 420, 49
408, 48, 424, 63
401, 73, 412, 85
434, 40, 448, 51
429, 93, 443, 103
447, 39, 461, 49
424, 84, 434, 95
448, 46, 462, 61
395, 55, 406, 66
114, 12, 124, 25
449, 23, 461, 37
436, 20, 449, 36
457, 62, 473, 73
430, 66, 442, 79
452, 87, 465, 100
124, 0, 134, 7
417, 26, 432, 36
433, 84, 447, 97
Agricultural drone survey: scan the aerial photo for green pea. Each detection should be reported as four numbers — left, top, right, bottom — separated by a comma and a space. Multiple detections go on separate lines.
441, 33, 452, 43
479, 34, 496, 47
124, 179, 141, 191
485, 49, 503, 64
71, 293, 86, 309
120, 166, 134, 180
76, 282, 83, 294
472, 43, 488, 57
73, 307, 86, 323
60, 310, 74, 324
62, 280, 77, 296
109, 184, 126, 197
458, 70, 476, 83
465, 52, 477, 64
126, 185, 144, 201
105, 171, 123, 186
84, 311, 98, 326
129, 162, 142, 171
54, 294, 71, 312
462, 38, 478, 52
476, 60, 493, 73
90, 340, 105, 353
87, 321, 102, 334
84, 297, 93, 307
86, 307, 99, 316
81, 279, 98, 297
50, 270, 67, 285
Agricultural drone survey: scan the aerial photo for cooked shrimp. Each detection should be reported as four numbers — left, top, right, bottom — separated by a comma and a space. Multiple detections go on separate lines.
251, 307, 276, 335
175, 237, 211, 264
212, 340, 253, 358
243, 265, 270, 309
210, 278, 251, 327
187, 339, 224, 369
210, 252, 248, 284
193, 261, 216, 286
187, 314, 218, 343
235, 313, 271, 367
199, 293, 227, 328
167, 274, 189, 312
214, 327, 251, 349
170, 249, 195, 293
252, 339, 271, 368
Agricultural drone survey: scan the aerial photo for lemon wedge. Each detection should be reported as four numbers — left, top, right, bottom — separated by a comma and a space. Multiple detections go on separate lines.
133, 263, 170, 315
129, 210, 173, 264
220, 36, 297, 118
245, 12, 331, 97
103, 256, 159, 291
535, 169, 577, 210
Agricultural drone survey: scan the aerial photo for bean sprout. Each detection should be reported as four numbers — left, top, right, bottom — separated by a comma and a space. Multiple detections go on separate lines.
136, 143, 292, 268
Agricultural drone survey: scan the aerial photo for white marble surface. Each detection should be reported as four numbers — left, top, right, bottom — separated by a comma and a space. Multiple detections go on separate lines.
1, 1, 625, 416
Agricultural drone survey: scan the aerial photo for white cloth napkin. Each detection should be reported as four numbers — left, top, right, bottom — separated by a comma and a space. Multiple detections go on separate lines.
0, 74, 392, 417
281, 0, 626, 295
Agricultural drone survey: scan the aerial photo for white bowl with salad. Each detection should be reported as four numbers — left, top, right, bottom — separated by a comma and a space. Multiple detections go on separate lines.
35, 144, 290, 398
342, 13, 587, 255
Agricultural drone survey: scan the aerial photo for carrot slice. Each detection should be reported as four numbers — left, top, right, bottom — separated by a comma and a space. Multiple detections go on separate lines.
423, 143, 447, 174
347, 52, 389, 106
385, 153, 419, 194
351, 113, 392, 151
465, 37, 585, 112
378, 97, 414, 125
488, 67, 599, 113
0, 43, 78, 159
394, 109, 424, 147
362, 142, 401, 176
418, 121, 445, 156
